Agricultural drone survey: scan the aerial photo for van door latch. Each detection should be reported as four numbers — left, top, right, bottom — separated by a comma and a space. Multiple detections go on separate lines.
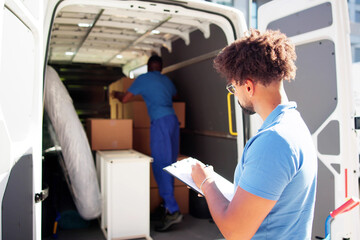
35, 186, 49, 203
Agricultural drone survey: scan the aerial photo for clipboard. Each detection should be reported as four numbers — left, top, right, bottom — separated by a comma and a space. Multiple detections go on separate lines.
163, 157, 235, 201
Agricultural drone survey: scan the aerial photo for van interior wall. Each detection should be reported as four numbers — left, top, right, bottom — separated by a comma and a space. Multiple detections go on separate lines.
162, 24, 237, 181
49, 63, 125, 125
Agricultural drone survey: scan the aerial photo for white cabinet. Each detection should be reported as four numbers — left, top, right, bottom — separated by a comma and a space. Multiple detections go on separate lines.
96, 150, 153, 240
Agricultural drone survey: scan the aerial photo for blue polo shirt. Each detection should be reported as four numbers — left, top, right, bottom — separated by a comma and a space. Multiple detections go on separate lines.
234, 102, 317, 239
128, 71, 176, 121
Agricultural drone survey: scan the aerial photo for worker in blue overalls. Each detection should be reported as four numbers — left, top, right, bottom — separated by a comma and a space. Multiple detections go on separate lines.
112, 55, 182, 232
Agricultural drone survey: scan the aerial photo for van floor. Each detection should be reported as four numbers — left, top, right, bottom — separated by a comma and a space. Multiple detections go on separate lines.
43, 214, 224, 240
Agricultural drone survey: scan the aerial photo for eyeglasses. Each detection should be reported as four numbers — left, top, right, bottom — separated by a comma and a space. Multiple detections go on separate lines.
226, 83, 236, 94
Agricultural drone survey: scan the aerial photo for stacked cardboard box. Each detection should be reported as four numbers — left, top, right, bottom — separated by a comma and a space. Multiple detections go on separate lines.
86, 118, 133, 150
149, 155, 189, 214
150, 185, 189, 214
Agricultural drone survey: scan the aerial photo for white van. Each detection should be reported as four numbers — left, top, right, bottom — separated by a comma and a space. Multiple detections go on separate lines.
0, 0, 358, 239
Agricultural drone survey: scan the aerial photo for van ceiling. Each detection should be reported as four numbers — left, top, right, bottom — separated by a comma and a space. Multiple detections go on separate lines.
49, 2, 220, 69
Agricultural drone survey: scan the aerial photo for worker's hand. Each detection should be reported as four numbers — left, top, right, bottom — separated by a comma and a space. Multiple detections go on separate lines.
191, 162, 213, 189
111, 91, 124, 101
110, 90, 116, 98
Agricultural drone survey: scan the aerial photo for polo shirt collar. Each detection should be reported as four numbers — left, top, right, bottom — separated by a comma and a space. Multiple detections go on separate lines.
258, 101, 297, 132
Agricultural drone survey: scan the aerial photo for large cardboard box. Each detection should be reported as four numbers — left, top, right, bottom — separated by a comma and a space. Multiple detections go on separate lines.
123, 101, 149, 128
150, 155, 188, 188
173, 102, 186, 128
86, 119, 133, 150
133, 128, 151, 156
110, 102, 123, 119
150, 186, 189, 214
124, 101, 185, 128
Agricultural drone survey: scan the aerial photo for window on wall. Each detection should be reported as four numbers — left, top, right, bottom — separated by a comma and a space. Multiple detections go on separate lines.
251, 1, 257, 28
129, 65, 147, 78
356, 11, 360, 22
212, 0, 233, 6
355, 48, 360, 62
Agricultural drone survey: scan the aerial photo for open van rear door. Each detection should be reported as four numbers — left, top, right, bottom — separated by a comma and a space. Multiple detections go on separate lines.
258, 0, 359, 239
0, 0, 43, 239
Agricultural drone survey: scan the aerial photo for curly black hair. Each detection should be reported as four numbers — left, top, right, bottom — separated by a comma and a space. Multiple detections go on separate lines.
213, 29, 297, 86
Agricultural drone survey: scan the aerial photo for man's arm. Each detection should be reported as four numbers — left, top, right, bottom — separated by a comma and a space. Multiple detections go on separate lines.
191, 163, 276, 240
121, 91, 134, 103
111, 91, 134, 103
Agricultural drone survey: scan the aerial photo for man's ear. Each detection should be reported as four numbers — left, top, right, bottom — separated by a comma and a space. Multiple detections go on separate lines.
244, 79, 255, 97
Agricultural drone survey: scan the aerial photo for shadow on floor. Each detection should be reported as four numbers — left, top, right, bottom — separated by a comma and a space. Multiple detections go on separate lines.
43, 214, 224, 240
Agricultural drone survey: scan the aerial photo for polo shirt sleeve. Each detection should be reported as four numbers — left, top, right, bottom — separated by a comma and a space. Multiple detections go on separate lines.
237, 133, 297, 201
128, 75, 144, 95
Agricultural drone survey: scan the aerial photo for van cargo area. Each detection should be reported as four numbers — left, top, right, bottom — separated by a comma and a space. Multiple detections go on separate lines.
47, 2, 240, 179
42, 1, 241, 239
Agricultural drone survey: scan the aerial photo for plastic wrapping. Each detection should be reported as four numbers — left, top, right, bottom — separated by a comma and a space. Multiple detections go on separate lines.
44, 66, 101, 220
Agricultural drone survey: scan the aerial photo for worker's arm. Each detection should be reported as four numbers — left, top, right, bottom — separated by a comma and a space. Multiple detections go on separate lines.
111, 90, 134, 103
191, 163, 277, 240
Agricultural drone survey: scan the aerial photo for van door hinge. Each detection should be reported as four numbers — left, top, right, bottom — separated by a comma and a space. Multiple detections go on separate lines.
35, 187, 49, 203
355, 117, 360, 130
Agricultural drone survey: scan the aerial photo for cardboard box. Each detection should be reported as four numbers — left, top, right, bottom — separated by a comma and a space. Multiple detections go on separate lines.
173, 102, 186, 128
110, 102, 123, 119
150, 155, 188, 188
86, 119, 133, 150
150, 186, 189, 214
124, 101, 185, 128
133, 128, 151, 156
123, 101, 149, 128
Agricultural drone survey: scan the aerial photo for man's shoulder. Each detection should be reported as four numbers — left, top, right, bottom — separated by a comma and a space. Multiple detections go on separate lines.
252, 128, 288, 146
136, 72, 149, 79
132, 72, 152, 86
247, 129, 293, 161
137, 71, 166, 80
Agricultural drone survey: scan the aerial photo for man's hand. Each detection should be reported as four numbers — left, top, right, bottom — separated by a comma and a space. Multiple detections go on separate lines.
192, 162, 277, 240
191, 163, 214, 189
111, 90, 125, 101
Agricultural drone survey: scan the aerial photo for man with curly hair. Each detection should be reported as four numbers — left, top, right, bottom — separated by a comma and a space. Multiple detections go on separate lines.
191, 29, 317, 239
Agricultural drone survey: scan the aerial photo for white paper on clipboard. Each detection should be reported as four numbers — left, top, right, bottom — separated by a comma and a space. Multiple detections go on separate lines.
163, 157, 235, 201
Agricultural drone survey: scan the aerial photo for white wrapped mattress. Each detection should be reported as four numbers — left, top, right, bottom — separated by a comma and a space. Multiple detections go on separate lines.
44, 66, 101, 220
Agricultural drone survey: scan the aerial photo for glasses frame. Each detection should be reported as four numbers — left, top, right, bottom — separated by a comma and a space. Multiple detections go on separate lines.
226, 83, 236, 94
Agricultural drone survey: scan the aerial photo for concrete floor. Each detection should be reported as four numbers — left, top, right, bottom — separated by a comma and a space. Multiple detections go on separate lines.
44, 214, 224, 240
